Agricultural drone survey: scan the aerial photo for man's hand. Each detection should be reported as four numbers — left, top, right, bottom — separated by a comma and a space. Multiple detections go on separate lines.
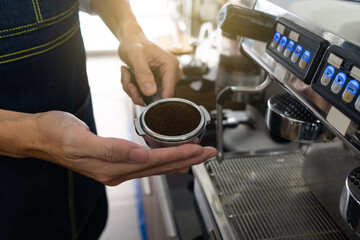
91, 0, 182, 105
119, 36, 182, 106
30, 111, 217, 185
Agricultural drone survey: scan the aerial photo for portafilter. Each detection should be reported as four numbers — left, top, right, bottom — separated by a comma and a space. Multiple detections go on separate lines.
128, 68, 211, 148
265, 92, 325, 142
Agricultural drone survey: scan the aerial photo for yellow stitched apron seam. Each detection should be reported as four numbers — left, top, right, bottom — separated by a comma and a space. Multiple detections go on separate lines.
0, 2, 78, 33
35, 0, 43, 22
0, 22, 79, 65
43, 2, 78, 22
0, 22, 79, 59
0, 6, 78, 39
32, 0, 40, 23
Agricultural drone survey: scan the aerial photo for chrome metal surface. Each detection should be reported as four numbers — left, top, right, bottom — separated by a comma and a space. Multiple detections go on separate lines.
241, 0, 360, 155
266, 92, 325, 142
194, 150, 353, 239
141, 177, 152, 196
216, 75, 273, 161
193, 162, 237, 240
134, 98, 210, 148
340, 167, 360, 237
154, 175, 178, 238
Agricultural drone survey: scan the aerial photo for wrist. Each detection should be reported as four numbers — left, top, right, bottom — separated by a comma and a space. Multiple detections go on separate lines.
0, 110, 40, 158
13, 112, 45, 157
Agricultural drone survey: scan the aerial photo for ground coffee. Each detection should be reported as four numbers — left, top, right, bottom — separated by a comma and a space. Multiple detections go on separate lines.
144, 101, 201, 136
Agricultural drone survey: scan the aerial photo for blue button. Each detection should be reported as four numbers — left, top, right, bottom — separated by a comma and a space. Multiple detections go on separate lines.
301, 50, 311, 62
273, 32, 281, 42
279, 36, 287, 47
346, 80, 359, 94
324, 65, 335, 78
294, 45, 302, 56
334, 72, 347, 86
286, 40, 295, 51
343, 80, 359, 103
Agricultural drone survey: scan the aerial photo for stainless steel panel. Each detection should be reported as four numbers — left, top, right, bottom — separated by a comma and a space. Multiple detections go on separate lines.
194, 150, 356, 239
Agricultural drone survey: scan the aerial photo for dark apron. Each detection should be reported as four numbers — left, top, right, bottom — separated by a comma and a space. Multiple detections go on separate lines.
0, 1, 108, 239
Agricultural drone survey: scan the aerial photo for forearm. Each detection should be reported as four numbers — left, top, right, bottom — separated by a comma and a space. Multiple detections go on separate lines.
91, 0, 144, 41
0, 109, 38, 158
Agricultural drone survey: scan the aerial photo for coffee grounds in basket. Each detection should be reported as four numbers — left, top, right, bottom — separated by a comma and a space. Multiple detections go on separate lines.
144, 101, 201, 136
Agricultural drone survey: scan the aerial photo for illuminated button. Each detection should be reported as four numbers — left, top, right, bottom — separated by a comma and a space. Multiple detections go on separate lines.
331, 72, 347, 94
343, 80, 359, 103
284, 40, 295, 58
271, 32, 281, 48
277, 36, 287, 52
291, 45, 302, 63
355, 96, 360, 112
321, 65, 335, 86
299, 50, 311, 69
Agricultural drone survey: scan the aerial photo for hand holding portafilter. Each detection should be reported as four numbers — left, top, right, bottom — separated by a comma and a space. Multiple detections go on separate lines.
127, 67, 211, 148
127, 67, 163, 105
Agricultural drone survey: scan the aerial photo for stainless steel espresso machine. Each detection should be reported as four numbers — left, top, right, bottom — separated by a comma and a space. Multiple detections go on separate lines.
192, 0, 360, 239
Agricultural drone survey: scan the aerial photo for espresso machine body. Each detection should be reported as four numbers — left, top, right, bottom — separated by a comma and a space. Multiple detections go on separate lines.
192, 0, 360, 239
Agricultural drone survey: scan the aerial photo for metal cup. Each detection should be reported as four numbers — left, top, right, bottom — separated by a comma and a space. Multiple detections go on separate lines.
135, 98, 210, 148
265, 92, 324, 142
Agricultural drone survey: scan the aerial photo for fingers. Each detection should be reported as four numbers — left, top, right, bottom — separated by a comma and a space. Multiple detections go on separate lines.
122, 45, 157, 97
121, 66, 144, 105
71, 143, 217, 186
117, 145, 217, 183
106, 146, 217, 185
148, 144, 204, 162
74, 134, 149, 164
119, 40, 181, 102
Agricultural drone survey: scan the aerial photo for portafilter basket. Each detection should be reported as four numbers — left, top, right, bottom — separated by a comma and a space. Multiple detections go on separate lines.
135, 98, 210, 148
340, 167, 360, 236
128, 67, 211, 148
265, 92, 324, 142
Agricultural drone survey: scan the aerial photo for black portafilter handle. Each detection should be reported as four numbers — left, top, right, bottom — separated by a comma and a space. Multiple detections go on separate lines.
128, 67, 163, 105
217, 3, 276, 42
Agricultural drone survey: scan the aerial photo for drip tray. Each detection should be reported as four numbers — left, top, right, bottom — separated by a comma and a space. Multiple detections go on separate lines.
193, 151, 350, 239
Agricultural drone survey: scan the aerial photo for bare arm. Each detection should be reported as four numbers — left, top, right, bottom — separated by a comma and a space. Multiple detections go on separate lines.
0, 109, 217, 185
91, 0, 182, 105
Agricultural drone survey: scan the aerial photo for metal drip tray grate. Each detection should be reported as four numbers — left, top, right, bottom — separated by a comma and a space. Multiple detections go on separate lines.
205, 151, 348, 239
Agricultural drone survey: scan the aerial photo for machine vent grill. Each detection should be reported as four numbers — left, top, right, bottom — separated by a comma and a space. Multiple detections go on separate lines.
206, 151, 348, 239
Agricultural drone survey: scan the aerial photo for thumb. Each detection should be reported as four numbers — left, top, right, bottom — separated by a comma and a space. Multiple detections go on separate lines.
128, 53, 157, 96
133, 66, 157, 96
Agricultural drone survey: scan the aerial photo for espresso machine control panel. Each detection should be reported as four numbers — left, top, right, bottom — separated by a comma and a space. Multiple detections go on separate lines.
266, 18, 329, 84
312, 45, 360, 126
192, 2, 360, 240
